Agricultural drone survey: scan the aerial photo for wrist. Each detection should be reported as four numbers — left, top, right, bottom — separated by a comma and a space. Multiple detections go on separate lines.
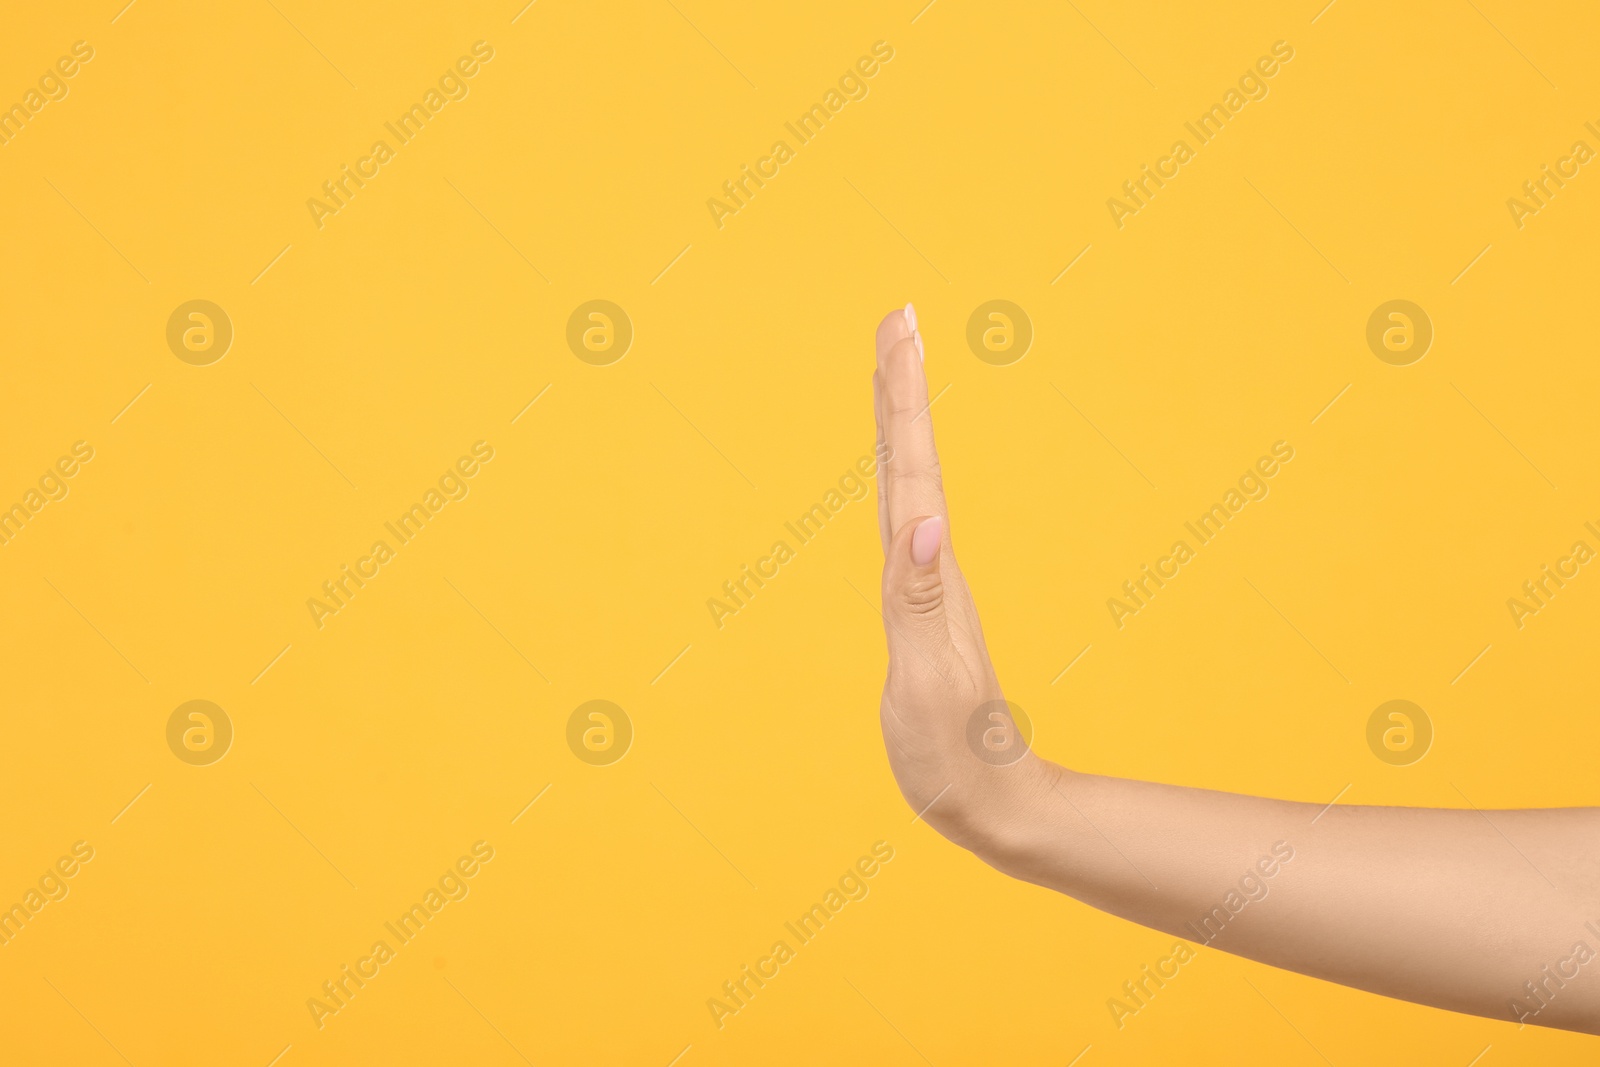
936, 754, 1064, 870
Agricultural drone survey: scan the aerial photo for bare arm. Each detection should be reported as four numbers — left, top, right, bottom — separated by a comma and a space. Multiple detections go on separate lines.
870, 305, 1600, 1035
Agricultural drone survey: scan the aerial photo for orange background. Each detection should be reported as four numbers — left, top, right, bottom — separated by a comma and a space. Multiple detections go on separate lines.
1, 1, 1597, 1063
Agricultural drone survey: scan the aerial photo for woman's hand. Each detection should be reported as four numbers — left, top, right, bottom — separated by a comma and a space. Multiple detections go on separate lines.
871, 305, 1052, 856
867, 303, 1599, 1035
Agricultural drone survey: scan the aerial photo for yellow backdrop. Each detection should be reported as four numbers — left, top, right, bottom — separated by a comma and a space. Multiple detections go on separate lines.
1, 1, 1596, 1063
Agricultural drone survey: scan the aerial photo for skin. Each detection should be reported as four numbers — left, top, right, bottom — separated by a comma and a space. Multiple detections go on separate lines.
870, 306, 1600, 1035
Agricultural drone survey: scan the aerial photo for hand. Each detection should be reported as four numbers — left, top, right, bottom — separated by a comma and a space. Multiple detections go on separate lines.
871, 305, 1052, 855
869, 305, 1599, 1035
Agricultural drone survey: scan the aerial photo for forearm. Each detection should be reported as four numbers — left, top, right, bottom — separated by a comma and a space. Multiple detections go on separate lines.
967, 758, 1600, 1033
868, 305, 1599, 1036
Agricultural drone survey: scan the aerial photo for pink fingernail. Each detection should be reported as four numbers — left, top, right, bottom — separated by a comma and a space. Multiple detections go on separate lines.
910, 515, 942, 566
913, 331, 924, 362
904, 302, 918, 333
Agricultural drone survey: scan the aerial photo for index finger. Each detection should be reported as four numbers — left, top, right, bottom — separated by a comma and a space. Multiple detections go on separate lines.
874, 304, 947, 539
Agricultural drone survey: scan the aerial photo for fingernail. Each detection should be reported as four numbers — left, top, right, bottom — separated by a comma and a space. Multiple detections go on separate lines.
910, 515, 943, 566
904, 302, 918, 334
913, 331, 924, 362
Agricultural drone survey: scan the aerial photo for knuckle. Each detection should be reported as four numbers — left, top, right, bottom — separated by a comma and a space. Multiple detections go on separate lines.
902, 574, 945, 616
884, 393, 926, 421
889, 456, 943, 493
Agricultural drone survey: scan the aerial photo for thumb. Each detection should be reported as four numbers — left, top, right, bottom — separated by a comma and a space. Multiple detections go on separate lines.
882, 514, 951, 661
